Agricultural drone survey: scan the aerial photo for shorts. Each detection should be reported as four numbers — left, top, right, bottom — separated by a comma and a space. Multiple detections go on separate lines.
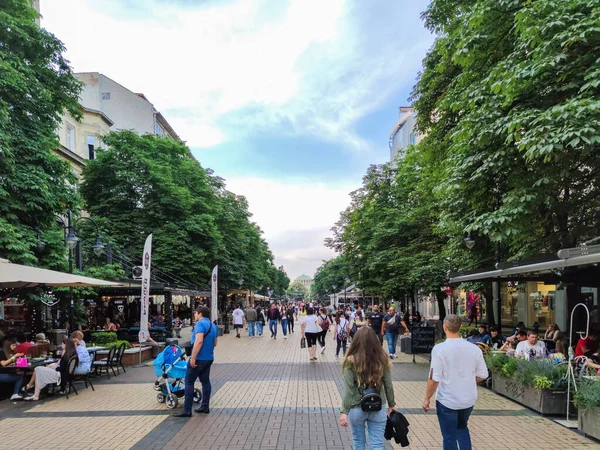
305, 332, 319, 347
234, 324, 243, 329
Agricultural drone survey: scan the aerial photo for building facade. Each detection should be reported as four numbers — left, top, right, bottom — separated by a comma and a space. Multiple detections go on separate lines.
74, 72, 181, 142
295, 274, 313, 291
389, 106, 422, 161
56, 107, 113, 181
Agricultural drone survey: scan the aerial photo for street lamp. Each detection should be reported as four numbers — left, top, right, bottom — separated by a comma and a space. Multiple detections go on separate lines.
464, 233, 476, 249
331, 284, 337, 307
54, 210, 105, 331
344, 277, 350, 306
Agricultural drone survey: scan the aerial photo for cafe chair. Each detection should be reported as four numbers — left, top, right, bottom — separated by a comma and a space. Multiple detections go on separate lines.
64, 355, 79, 399
112, 342, 127, 375
92, 345, 117, 379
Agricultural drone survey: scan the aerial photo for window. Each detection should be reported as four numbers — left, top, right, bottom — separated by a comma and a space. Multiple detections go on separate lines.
87, 135, 96, 160
154, 116, 165, 137
66, 125, 75, 150
410, 132, 418, 145
101, 92, 111, 100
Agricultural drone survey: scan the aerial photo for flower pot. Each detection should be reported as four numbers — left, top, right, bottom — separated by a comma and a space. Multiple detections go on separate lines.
579, 407, 600, 440
492, 375, 566, 415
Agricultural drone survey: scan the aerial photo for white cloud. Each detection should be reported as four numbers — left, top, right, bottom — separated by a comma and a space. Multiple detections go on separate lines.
223, 177, 353, 278
40, 0, 432, 150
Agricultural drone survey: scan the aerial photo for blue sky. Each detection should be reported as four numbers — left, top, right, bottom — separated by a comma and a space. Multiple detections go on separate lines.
41, 0, 434, 280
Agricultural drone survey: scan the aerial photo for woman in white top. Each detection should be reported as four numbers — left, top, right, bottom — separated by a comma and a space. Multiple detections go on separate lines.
333, 312, 349, 357
300, 307, 320, 361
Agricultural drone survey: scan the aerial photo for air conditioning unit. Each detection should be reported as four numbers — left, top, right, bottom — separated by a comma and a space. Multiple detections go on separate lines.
132, 266, 143, 280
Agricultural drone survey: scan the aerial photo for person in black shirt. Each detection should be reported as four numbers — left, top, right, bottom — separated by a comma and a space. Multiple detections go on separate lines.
367, 305, 385, 345
489, 326, 505, 349
286, 306, 295, 334
0, 340, 25, 400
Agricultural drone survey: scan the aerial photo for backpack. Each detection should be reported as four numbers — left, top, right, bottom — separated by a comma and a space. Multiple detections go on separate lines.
360, 386, 383, 412
320, 315, 330, 331
338, 319, 348, 340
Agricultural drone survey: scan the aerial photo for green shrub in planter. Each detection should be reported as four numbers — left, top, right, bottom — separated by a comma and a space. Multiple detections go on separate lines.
106, 339, 131, 350
574, 380, 600, 410
91, 332, 118, 345
485, 353, 567, 389
460, 326, 478, 338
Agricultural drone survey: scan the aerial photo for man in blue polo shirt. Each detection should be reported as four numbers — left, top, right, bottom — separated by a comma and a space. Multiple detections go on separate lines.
174, 306, 218, 417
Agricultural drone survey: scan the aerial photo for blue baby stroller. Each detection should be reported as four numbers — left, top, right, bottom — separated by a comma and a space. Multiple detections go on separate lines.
153, 339, 201, 409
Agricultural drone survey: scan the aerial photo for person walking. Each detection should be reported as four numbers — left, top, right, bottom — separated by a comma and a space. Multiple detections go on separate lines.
280, 305, 289, 340
300, 307, 320, 361
317, 307, 330, 354
174, 306, 218, 417
422, 314, 488, 449
232, 304, 244, 338
256, 306, 265, 337
339, 327, 397, 450
286, 305, 295, 334
268, 304, 281, 339
333, 311, 349, 358
367, 305, 385, 345
245, 305, 258, 338
382, 306, 405, 359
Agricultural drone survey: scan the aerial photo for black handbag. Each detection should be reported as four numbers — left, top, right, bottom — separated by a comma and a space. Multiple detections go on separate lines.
360, 387, 383, 412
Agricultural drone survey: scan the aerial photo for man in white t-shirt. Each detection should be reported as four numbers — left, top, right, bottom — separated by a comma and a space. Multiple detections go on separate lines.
423, 314, 488, 450
515, 330, 547, 360
232, 305, 244, 339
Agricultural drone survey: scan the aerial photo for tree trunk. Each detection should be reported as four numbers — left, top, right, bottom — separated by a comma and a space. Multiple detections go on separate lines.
485, 283, 495, 327
436, 291, 447, 322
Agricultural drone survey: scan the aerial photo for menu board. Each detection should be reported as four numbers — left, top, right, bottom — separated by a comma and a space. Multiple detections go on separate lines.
411, 327, 436, 354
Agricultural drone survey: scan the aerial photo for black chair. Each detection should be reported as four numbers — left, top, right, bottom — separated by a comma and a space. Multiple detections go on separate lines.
64, 355, 79, 399
92, 346, 117, 379
112, 342, 127, 375
71, 353, 95, 392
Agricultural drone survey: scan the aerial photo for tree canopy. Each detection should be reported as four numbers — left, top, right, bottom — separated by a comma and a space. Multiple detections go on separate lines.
0, 0, 82, 268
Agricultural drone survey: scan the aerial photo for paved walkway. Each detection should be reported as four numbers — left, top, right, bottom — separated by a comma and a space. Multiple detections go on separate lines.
0, 325, 598, 450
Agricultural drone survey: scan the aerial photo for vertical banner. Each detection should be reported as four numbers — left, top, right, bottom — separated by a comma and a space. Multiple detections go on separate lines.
138, 234, 153, 343
211, 265, 218, 322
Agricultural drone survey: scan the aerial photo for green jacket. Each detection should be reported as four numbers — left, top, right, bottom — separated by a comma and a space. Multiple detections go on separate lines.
340, 360, 396, 414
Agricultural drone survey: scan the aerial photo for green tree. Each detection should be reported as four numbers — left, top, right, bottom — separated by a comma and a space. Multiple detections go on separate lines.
311, 255, 350, 298
412, 0, 600, 261
286, 280, 308, 300
0, 0, 82, 267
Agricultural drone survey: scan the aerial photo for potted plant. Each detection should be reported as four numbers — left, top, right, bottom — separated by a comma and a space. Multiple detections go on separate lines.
575, 380, 600, 439
485, 353, 568, 415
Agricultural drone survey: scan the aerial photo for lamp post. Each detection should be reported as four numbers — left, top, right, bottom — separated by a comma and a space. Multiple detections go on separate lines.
55, 210, 104, 331
344, 277, 350, 307
331, 285, 337, 308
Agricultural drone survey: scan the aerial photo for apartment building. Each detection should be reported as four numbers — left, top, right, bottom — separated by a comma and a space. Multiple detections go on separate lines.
389, 106, 422, 161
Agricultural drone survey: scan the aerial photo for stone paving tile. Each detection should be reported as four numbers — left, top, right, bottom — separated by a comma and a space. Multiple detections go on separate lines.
1, 325, 599, 450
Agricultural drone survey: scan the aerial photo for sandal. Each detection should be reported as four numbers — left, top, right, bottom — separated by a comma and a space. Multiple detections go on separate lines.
24, 396, 39, 401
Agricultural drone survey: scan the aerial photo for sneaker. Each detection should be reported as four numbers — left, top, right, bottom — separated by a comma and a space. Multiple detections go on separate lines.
284, 336, 288, 339
390, 355, 394, 359
10, 394, 22, 401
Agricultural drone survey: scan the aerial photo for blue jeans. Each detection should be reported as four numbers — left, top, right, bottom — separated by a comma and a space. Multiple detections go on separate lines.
281, 318, 288, 336
248, 321, 256, 337
0, 373, 23, 396
257, 322, 264, 335
269, 319, 278, 337
386, 332, 399, 355
183, 359, 213, 413
348, 406, 387, 450
436, 400, 473, 450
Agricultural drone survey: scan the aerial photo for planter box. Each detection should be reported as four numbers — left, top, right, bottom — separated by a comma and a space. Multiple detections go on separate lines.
95, 346, 153, 366
579, 407, 600, 440
492, 375, 567, 415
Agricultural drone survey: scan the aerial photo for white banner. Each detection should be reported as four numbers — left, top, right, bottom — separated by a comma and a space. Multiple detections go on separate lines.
211, 265, 218, 322
138, 234, 152, 343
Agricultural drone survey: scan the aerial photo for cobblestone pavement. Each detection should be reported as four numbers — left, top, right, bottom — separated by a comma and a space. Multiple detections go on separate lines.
1, 325, 599, 450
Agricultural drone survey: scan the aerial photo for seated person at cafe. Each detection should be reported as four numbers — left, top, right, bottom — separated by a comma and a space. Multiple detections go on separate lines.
501, 329, 527, 353
575, 331, 599, 358
506, 321, 526, 343
478, 325, 491, 344
23, 338, 78, 401
71, 332, 91, 375
104, 317, 118, 332
0, 340, 25, 400
466, 329, 483, 344
34, 333, 49, 344
515, 330, 547, 360
489, 326, 505, 348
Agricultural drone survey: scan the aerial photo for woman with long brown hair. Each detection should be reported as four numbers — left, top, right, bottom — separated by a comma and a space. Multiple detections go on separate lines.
24, 338, 78, 401
338, 327, 397, 450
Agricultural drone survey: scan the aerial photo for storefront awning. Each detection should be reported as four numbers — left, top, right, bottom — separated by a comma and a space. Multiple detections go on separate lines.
0, 259, 122, 289
449, 249, 600, 284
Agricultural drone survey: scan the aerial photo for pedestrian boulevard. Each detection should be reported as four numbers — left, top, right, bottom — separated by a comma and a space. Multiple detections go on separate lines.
0, 327, 598, 450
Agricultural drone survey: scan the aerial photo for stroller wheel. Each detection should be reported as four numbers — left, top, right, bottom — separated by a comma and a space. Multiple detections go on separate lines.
166, 393, 178, 409
156, 393, 166, 403
193, 388, 202, 403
